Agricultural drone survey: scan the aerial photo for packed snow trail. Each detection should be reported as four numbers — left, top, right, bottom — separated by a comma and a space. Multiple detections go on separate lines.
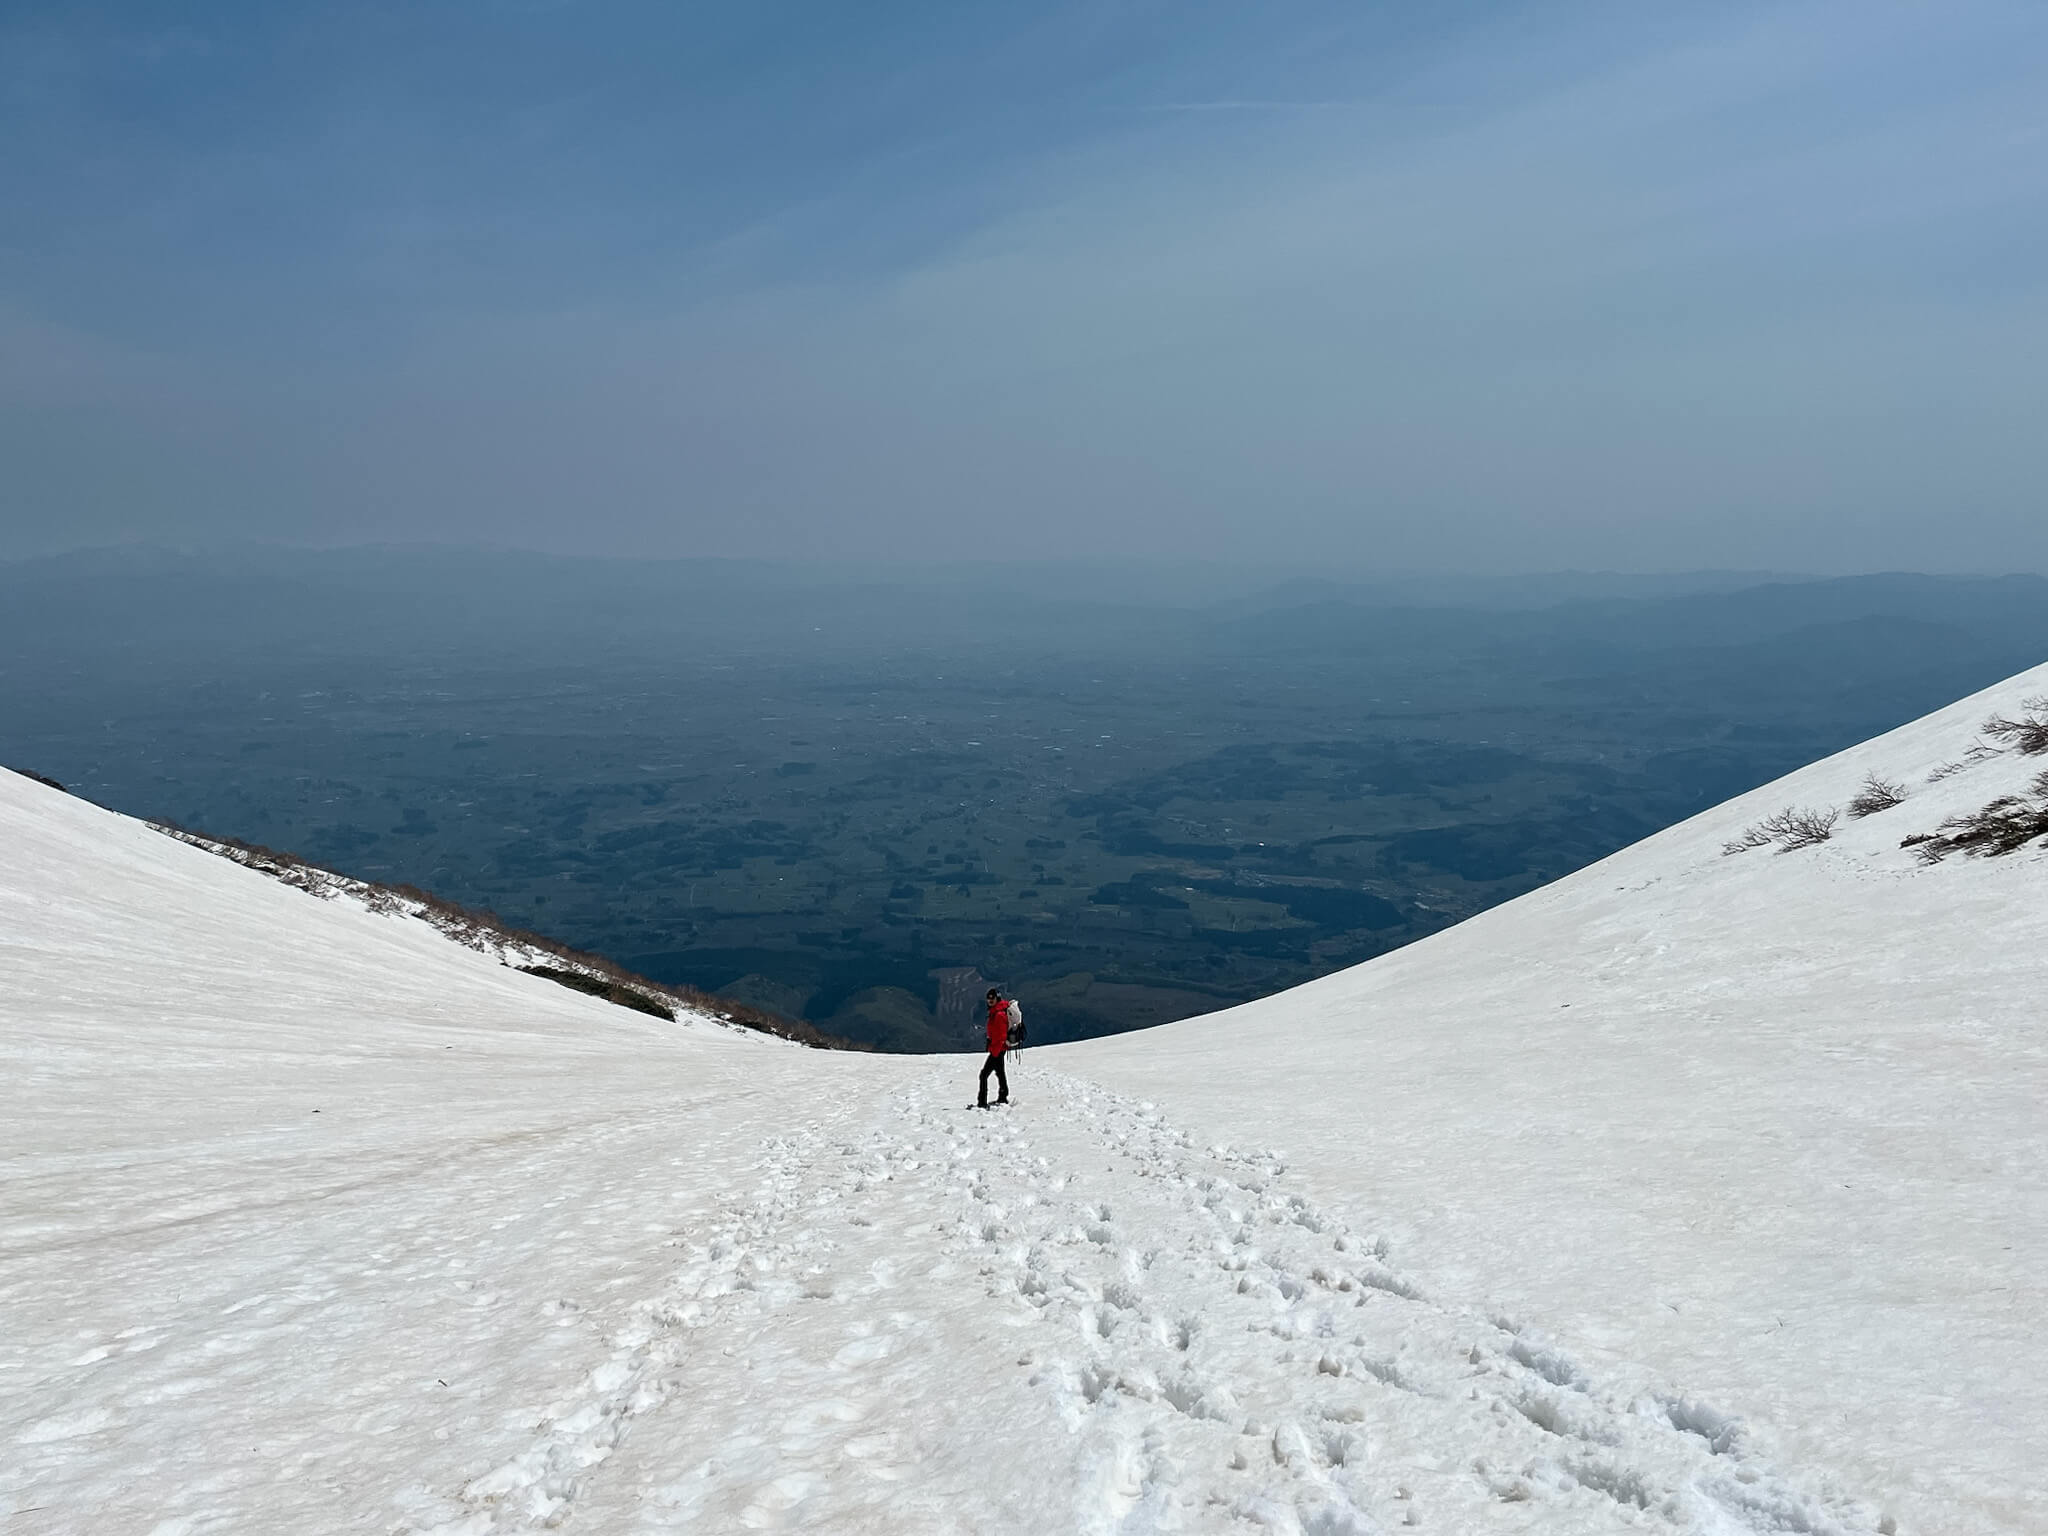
6, 1050, 1888, 1533
390, 1059, 1881, 1535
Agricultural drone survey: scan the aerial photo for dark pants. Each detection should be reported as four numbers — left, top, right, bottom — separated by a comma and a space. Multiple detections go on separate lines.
977, 1050, 1008, 1106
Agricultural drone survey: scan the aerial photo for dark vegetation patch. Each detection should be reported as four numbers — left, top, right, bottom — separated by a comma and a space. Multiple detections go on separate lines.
1257, 883, 1405, 930
6, 766, 68, 794
1194, 925, 1317, 957
1380, 825, 1534, 882
1914, 794, 2048, 861
1089, 880, 1190, 909
518, 964, 675, 1020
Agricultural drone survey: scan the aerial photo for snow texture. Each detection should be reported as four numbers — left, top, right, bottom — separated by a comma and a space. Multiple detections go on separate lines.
5, 665, 2045, 1534
1069, 663, 2048, 1536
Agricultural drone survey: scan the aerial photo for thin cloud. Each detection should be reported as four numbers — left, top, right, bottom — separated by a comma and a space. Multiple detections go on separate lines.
1143, 100, 1362, 112
1, 0, 2043, 572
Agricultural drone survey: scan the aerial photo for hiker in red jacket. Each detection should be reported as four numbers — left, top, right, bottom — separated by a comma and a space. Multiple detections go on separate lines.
977, 987, 1010, 1109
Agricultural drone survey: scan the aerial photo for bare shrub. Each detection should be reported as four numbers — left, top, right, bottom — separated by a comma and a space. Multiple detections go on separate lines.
1723, 805, 1838, 855
1720, 825, 1774, 856
1763, 805, 1838, 850
1915, 796, 2048, 863
1904, 704, 2048, 860
1910, 761, 2048, 862
1981, 704, 2048, 755
1846, 775, 1907, 818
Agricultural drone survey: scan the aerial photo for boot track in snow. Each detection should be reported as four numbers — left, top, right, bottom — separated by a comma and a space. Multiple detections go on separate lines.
419, 1060, 1889, 1535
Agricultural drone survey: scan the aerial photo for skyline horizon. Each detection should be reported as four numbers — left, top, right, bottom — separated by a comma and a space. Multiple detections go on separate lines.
5, 535, 2045, 588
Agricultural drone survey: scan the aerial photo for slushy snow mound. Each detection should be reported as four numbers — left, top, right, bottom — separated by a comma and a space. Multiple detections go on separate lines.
5, 665, 2045, 1534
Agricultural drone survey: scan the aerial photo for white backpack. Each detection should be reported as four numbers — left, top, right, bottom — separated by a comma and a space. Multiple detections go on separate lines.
1005, 998, 1025, 1047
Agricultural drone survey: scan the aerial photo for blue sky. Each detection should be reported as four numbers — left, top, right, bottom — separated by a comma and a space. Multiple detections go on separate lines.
3, 0, 2045, 570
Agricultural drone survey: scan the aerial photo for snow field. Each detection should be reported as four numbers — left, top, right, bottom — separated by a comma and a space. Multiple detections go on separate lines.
7, 662, 2046, 1532
1069, 663, 2048, 1535
407, 1060, 1892, 1534
0, 766, 795, 1531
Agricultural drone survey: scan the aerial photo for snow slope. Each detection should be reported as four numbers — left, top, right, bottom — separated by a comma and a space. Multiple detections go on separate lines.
1070, 662, 2048, 1535
4, 665, 2043, 1534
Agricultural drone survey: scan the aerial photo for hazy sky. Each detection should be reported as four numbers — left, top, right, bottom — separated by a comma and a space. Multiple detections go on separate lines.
3, 1, 2044, 571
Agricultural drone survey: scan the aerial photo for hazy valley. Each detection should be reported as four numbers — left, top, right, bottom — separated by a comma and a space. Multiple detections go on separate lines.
7, 549, 2047, 1050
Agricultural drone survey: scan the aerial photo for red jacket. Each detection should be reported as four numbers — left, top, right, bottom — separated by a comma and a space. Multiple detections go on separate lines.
986, 998, 1009, 1054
